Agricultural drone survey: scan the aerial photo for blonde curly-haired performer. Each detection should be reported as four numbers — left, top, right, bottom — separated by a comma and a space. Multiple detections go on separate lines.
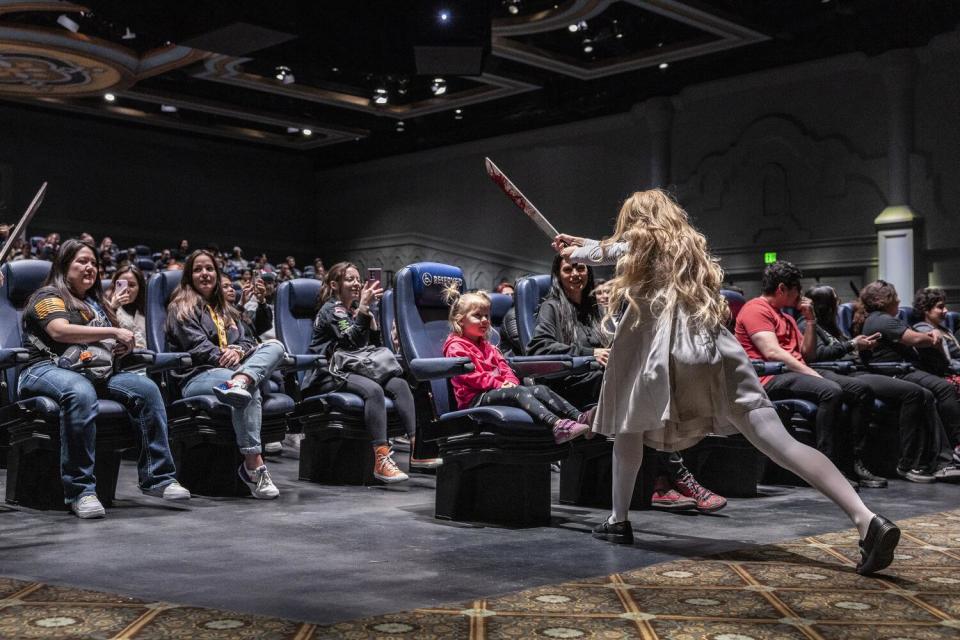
553, 189, 899, 575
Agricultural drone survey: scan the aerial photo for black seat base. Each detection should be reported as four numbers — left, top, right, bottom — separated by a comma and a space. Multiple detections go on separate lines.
558, 438, 654, 509
679, 434, 758, 498
298, 412, 403, 486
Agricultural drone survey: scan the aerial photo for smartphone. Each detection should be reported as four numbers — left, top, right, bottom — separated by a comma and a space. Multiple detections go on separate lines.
115, 279, 128, 295
367, 267, 382, 285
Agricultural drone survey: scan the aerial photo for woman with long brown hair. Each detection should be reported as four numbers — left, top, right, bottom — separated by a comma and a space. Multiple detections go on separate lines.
166, 249, 287, 499
554, 189, 899, 575
19, 239, 189, 518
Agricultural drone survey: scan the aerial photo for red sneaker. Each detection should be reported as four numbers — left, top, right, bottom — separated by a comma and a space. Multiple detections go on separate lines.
650, 475, 697, 511
673, 470, 727, 513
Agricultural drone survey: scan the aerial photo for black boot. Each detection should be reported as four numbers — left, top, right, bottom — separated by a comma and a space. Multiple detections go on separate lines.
856, 515, 900, 575
593, 519, 634, 545
854, 459, 888, 489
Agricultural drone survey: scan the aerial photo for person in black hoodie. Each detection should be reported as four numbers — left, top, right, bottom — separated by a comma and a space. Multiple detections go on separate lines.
166, 250, 286, 499
804, 285, 941, 485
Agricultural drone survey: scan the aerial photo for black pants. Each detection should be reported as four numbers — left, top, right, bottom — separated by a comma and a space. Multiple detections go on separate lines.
476, 385, 581, 426
848, 371, 937, 470
545, 369, 604, 410
899, 369, 960, 449
764, 371, 848, 466
310, 374, 416, 446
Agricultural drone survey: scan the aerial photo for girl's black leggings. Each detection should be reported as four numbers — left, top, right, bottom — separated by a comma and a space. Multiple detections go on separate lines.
475, 384, 581, 425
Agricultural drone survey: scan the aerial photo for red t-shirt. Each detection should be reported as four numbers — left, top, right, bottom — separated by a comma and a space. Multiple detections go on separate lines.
734, 297, 804, 385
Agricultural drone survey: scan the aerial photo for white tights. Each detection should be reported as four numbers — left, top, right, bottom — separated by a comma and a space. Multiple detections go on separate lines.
610, 407, 875, 538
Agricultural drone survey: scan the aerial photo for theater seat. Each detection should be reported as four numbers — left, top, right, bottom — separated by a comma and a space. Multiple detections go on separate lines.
0, 260, 137, 510
145, 269, 293, 496
274, 278, 402, 486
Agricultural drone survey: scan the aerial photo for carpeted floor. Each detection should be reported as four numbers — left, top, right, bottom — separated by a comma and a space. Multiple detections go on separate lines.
2, 509, 958, 639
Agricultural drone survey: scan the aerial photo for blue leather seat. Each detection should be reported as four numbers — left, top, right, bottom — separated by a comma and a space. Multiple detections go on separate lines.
395, 262, 571, 525
145, 269, 293, 495
0, 260, 135, 509
274, 278, 401, 485
514, 274, 552, 354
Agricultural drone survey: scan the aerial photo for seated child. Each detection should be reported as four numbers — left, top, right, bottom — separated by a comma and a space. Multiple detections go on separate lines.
441, 286, 593, 444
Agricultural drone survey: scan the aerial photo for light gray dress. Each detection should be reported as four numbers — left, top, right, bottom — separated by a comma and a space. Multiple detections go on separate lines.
570, 239, 772, 451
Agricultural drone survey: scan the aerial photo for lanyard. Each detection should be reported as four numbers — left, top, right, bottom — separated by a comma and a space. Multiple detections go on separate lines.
207, 305, 228, 350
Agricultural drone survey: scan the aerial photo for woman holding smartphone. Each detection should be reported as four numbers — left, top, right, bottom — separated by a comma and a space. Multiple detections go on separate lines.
106, 264, 147, 349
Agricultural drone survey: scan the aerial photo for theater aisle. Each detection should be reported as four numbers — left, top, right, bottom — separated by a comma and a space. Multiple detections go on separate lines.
0, 458, 958, 630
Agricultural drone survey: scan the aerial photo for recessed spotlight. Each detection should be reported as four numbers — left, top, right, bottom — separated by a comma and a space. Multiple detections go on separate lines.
568, 24, 578, 32
103, 93, 116, 102
373, 88, 389, 105
331, 67, 340, 73
286, 126, 300, 134
302, 129, 313, 137
396, 120, 405, 132
160, 104, 177, 113
274, 66, 294, 84
439, 9, 450, 22
658, 62, 669, 70
454, 108, 463, 120
57, 14, 80, 33
583, 39, 593, 54
508, 4, 518, 14
121, 27, 137, 40
430, 77, 447, 96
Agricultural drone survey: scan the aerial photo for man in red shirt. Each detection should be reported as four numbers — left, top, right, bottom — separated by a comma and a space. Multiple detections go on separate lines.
735, 261, 851, 478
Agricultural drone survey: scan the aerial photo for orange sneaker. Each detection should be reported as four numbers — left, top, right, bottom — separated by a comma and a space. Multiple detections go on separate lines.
373, 445, 409, 483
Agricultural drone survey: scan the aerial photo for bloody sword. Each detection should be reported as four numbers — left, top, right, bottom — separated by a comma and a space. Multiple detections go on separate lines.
484, 157, 560, 241
0, 182, 47, 264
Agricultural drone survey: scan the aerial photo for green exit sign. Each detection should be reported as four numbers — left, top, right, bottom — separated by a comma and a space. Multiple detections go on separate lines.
764, 252, 778, 264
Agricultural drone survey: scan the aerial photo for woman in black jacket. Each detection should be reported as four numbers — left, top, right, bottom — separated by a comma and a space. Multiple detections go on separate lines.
805, 285, 942, 483
303, 262, 437, 484
166, 250, 287, 499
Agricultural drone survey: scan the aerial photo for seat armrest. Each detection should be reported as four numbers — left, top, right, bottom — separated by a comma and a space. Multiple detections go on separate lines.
752, 360, 785, 376
281, 354, 327, 373
810, 360, 855, 374
147, 352, 193, 374
409, 357, 474, 381
863, 361, 914, 375
507, 355, 572, 377
0, 348, 28, 369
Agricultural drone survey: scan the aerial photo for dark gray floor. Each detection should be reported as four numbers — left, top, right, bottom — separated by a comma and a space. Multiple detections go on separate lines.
0, 454, 957, 625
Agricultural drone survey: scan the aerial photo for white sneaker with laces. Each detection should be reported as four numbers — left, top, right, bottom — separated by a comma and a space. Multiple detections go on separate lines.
142, 480, 191, 501
71, 494, 106, 519
213, 379, 253, 408
264, 441, 283, 455
238, 464, 280, 499
282, 433, 303, 459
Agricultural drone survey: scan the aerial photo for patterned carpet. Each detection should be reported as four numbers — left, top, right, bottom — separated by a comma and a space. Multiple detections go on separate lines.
1, 509, 959, 639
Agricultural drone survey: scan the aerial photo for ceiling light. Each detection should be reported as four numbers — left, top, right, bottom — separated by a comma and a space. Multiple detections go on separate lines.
373, 88, 388, 105
658, 62, 669, 70
56, 14, 79, 33
331, 67, 340, 73
302, 129, 313, 137
454, 109, 463, 120
508, 4, 519, 14
568, 24, 578, 32
286, 126, 299, 134
439, 9, 450, 22
396, 121, 405, 132
103, 93, 116, 102
160, 104, 177, 113
274, 66, 294, 84
430, 77, 447, 96
121, 27, 136, 40
582, 39, 593, 54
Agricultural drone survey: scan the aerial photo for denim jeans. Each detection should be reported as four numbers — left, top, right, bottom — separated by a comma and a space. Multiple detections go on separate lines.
18, 362, 178, 503
180, 340, 286, 455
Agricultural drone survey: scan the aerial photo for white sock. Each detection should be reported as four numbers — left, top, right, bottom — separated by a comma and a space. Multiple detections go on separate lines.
610, 433, 645, 524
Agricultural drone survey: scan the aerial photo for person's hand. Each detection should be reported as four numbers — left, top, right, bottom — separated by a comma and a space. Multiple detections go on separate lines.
219, 347, 242, 368
240, 282, 254, 306
500, 380, 517, 388
593, 348, 610, 367
111, 288, 132, 309
552, 233, 584, 254
798, 296, 815, 322
113, 328, 135, 355
359, 280, 383, 307
928, 330, 943, 346
254, 279, 266, 303
852, 332, 880, 351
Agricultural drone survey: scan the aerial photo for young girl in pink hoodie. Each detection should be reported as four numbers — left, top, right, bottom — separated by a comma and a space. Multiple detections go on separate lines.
441, 287, 592, 444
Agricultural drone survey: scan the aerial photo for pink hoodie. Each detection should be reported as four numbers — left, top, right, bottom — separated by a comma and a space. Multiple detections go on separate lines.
442, 333, 520, 409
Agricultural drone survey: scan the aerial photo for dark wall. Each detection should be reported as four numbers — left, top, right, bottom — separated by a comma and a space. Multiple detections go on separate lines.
0, 104, 317, 261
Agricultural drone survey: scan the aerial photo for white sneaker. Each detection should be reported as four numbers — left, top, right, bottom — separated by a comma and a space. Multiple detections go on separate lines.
142, 480, 191, 501
264, 441, 283, 455
282, 433, 303, 459
933, 464, 960, 480
238, 464, 280, 499
213, 379, 253, 408
70, 494, 106, 519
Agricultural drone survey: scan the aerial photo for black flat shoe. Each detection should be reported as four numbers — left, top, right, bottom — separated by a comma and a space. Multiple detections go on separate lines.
856, 514, 900, 576
592, 520, 634, 545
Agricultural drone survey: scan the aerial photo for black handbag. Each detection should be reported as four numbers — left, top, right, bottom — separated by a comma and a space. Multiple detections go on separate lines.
330, 345, 402, 384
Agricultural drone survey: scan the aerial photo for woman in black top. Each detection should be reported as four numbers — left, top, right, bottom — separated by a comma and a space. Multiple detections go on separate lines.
166, 250, 287, 499
853, 280, 960, 479
303, 262, 434, 484
18, 239, 188, 518
806, 285, 939, 483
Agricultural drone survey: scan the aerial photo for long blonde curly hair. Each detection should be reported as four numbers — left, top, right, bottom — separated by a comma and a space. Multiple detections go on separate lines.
603, 189, 727, 332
